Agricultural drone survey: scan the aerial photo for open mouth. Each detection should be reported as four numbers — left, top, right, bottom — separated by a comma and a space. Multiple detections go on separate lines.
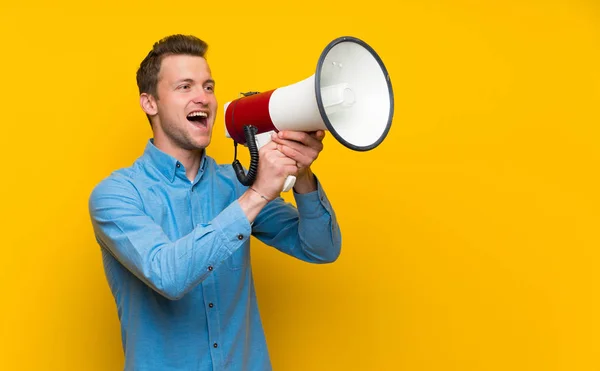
187, 111, 209, 126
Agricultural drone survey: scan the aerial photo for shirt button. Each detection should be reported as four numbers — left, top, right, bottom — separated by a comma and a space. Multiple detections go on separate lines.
209, 303, 214, 308
213, 343, 218, 348
237, 234, 244, 240
208, 266, 213, 271
176, 163, 181, 168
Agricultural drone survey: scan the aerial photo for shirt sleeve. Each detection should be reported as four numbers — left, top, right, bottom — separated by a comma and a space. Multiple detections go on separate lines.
88, 175, 251, 300
250, 175, 342, 263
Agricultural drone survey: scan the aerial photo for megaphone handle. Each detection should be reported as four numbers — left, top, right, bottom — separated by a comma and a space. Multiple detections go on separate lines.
282, 175, 297, 192
254, 131, 296, 193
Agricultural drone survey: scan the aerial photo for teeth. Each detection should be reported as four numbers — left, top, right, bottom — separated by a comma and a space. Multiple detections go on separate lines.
187, 111, 208, 118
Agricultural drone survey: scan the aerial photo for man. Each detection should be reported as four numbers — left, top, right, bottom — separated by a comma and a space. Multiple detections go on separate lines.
88, 34, 341, 370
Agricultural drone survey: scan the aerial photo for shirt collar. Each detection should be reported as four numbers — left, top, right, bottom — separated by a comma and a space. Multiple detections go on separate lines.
143, 139, 180, 182
143, 139, 208, 183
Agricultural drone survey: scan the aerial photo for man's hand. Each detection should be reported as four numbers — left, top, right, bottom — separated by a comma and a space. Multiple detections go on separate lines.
239, 130, 325, 222
250, 140, 300, 201
271, 130, 325, 194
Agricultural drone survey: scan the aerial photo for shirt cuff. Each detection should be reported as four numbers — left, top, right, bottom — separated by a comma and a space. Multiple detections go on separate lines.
210, 200, 252, 253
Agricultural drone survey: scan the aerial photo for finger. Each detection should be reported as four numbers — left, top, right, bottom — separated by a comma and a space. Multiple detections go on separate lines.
285, 130, 325, 142
279, 134, 324, 155
308, 130, 326, 141
267, 156, 298, 177
261, 143, 289, 159
258, 140, 278, 152
283, 164, 299, 177
276, 143, 315, 168
273, 136, 323, 156
262, 147, 297, 166
277, 156, 298, 167
275, 131, 323, 148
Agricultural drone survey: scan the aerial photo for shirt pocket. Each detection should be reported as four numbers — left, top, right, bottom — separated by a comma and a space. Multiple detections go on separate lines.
225, 243, 249, 271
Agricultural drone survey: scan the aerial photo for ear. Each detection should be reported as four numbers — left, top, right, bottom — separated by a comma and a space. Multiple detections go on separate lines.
140, 93, 158, 116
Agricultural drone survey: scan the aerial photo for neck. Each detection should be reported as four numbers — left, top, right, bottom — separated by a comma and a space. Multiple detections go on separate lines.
177, 149, 204, 182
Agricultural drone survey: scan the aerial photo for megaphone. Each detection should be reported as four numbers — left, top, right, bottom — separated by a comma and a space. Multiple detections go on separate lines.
224, 36, 394, 192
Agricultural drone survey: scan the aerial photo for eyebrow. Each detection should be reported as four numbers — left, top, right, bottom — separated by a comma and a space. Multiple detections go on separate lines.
173, 78, 216, 86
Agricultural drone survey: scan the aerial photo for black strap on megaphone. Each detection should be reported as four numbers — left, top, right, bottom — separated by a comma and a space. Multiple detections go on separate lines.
232, 125, 259, 186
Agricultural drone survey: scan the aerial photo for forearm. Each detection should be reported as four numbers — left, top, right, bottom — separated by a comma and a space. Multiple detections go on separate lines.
293, 167, 317, 194
295, 187, 341, 262
253, 176, 342, 263
93, 200, 251, 300
238, 187, 270, 222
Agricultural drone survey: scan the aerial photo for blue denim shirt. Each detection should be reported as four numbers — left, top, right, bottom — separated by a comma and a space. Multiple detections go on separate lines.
88, 139, 342, 371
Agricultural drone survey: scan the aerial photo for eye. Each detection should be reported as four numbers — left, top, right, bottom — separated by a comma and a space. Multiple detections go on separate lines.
178, 84, 191, 90
205, 85, 215, 93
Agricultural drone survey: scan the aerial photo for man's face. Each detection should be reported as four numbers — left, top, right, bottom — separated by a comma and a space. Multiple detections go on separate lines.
152, 54, 217, 151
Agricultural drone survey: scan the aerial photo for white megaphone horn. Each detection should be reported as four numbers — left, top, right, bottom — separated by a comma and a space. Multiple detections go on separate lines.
224, 36, 394, 192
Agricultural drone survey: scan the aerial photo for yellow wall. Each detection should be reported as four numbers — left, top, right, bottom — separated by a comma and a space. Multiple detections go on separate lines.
1, 0, 599, 370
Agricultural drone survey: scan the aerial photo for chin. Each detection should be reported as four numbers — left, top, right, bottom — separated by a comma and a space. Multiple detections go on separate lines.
192, 139, 211, 150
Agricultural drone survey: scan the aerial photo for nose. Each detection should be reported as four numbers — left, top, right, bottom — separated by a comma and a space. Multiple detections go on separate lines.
193, 88, 209, 105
